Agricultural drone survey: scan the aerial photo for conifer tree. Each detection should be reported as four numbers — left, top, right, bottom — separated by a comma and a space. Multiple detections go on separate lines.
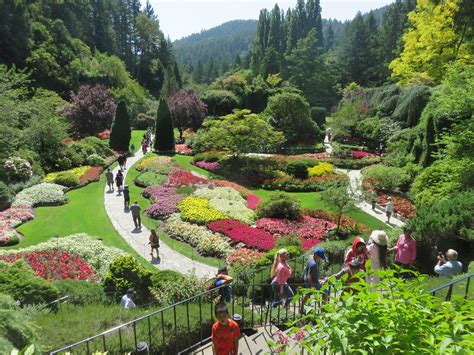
154, 98, 175, 152
109, 101, 131, 151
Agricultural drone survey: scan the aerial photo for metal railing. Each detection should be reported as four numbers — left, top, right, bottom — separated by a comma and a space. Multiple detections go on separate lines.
428, 273, 473, 301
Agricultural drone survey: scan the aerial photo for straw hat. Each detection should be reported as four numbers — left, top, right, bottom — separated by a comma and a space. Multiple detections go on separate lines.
370, 230, 388, 246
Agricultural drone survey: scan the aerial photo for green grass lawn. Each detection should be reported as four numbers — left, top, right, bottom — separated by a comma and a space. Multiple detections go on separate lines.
126, 155, 225, 268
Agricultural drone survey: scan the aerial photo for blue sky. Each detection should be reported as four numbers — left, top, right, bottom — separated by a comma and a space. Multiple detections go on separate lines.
149, 0, 395, 40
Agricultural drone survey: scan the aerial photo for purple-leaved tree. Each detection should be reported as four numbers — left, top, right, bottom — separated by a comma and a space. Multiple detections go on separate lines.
168, 89, 207, 142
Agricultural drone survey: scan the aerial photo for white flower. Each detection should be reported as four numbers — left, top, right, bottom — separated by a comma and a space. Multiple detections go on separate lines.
12, 183, 68, 207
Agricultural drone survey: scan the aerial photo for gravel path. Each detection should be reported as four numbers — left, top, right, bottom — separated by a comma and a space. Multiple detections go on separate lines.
103, 148, 216, 279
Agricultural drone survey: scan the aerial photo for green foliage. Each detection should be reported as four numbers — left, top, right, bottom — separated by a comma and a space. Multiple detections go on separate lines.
363, 164, 411, 192
392, 85, 431, 127
296, 270, 474, 353
134, 113, 155, 130
0, 294, 38, 354
317, 238, 354, 265
54, 280, 106, 306
0, 181, 13, 210
193, 109, 285, 154
285, 161, 309, 179
102, 256, 152, 303
135, 172, 167, 188
109, 101, 131, 152
0, 260, 60, 305
310, 107, 326, 127
154, 98, 175, 152
217, 155, 280, 186
320, 180, 356, 233
257, 192, 303, 220
149, 271, 207, 306
264, 92, 319, 145
201, 90, 241, 116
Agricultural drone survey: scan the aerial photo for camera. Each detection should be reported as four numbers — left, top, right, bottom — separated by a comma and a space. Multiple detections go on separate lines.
438, 252, 444, 258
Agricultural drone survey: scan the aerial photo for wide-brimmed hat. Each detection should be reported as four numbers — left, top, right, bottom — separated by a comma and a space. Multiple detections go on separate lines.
370, 230, 388, 246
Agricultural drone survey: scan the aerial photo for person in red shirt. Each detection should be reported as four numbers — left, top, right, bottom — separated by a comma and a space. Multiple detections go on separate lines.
212, 303, 240, 355
345, 237, 368, 270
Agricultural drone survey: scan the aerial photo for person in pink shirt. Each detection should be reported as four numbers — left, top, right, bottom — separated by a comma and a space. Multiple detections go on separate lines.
270, 248, 293, 308
389, 227, 416, 271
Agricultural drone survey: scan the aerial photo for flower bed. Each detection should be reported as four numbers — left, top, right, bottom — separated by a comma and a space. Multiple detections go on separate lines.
79, 166, 103, 184
178, 196, 227, 224
304, 209, 369, 233
246, 193, 261, 210
0, 233, 128, 278
166, 170, 208, 187
145, 189, 185, 219
261, 174, 344, 192
0, 206, 35, 247
208, 219, 276, 251
211, 180, 252, 197
162, 214, 231, 257
194, 160, 219, 171
136, 156, 172, 172
0, 250, 95, 281
135, 172, 168, 187
307, 162, 335, 177
377, 194, 415, 219
282, 153, 330, 160
352, 151, 378, 159
12, 183, 68, 207
226, 248, 265, 267
175, 144, 193, 155
43, 166, 92, 187
194, 187, 255, 224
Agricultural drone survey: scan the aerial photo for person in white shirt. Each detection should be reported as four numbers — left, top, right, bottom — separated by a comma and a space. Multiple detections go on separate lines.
120, 288, 136, 309
434, 249, 463, 277
385, 197, 393, 224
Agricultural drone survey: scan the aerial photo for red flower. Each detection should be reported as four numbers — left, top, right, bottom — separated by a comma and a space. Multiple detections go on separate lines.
165, 170, 208, 187
79, 166, 103, 184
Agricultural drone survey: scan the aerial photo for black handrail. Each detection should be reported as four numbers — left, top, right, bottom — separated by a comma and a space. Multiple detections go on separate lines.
428, 273, 473, 301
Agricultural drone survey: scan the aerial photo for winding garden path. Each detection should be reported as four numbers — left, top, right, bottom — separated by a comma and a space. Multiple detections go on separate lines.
103, 148, 216, 279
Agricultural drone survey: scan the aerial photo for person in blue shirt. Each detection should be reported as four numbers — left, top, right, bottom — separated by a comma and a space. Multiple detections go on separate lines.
434, 249, 463, 277
301, 247, 327, 312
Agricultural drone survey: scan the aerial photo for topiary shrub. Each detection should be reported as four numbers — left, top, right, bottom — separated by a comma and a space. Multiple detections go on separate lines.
154, 98, 175, 152
109, 101, 132, 151
257, 193, 302, 220
285, 161, 309, 179
0, 181, 12, 210
0, 259, 60, 304
102, 256, 152, 303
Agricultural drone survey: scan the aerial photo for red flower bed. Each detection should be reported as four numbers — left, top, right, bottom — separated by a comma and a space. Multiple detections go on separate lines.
378, 194, 415, 219
246, 193, 261, 210
226, 248, 265, 266
165, 170, 208, 187
304, 210, 369, 233
209, 219, 275, 251
175, 144, 193, 155
0, 250, 95, 281
352, 151, 378, 159
79, 166, 103, 184
97, 129, 110, 139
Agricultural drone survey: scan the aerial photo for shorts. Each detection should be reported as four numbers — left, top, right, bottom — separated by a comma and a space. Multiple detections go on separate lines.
386, 211, 392, 218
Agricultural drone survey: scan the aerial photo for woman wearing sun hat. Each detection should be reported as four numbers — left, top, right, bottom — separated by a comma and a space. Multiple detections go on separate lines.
367, 230, 389, 284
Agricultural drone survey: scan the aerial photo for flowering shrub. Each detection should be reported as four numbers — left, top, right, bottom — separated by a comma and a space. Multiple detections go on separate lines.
43, 166, 92, 187
3, 157, 32, 180
256, 216, 334, 241
162, 214, 231, 257
307, 162, 335, 177
96, 129, 110, 139
208, 219, 276, 251
0, 250, 95, 281
136, 156, 172, 172
86, 154, 105, 166
195, 160, 220, 171
178, 196, 227, 224
175, 144, 193, 155
352, 151, 378, 159
166, 170, 208, 187
0, 230, 19, 247
378, 194, 415, 219
145, 189, 185, 219
0, 206, 34, 245
304, 209, 369, 234
135, 172, 168, 187
194, 187, 256, 224
246, 193, 261, 210
226, 248, 265, 267
12, 183, 68, 207
79, 166, 103, 184
0, 233, 128, 278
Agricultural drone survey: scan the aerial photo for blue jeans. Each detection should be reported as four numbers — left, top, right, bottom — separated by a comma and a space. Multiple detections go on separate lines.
216, 280, 232, 302
271, 282, 294, 307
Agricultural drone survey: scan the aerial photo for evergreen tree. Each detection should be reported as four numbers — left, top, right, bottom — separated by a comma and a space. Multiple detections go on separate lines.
154, 98, 175, 152
109, 101, 131, 151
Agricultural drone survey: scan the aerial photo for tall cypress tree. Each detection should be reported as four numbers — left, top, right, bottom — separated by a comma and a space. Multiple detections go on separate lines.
154, 98, 175, 152
109, 101, 131, 151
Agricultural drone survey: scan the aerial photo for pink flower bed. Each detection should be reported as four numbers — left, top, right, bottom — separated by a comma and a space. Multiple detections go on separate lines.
208, 219, 275, 251
144, 187, 185, 219
246, 193, 261, 210
0, 206, 35, 245
195, 160, 220, 171
97, 129, 110, 139
165, 170, 208, 187
226, 248, 265, 267
352, 151, 378, 159
175, 144, 192, 154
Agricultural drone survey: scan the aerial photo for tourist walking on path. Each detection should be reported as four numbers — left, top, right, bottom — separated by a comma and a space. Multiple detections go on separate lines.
106, 169, 114, 192
120, 288, 136, 309
130, 201, 141, 230
434, 249, 463, 278
302, 247, 328, 309
367, 230, 389, 284
389, 227, 416, 272
115, 170, 124, 195
385, 197, 394, 224
123, 185, 130, 209
148, 229, 160, 259
130, 143, 135, 155
212, 303, 240, 355
117, 155, 125, 170
345, 237, 368, 271
122, 154, 127, 170
271, 248, 294, 307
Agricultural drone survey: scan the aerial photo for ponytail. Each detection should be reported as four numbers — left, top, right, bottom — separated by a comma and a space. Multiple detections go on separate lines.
271, 252, 280, 278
